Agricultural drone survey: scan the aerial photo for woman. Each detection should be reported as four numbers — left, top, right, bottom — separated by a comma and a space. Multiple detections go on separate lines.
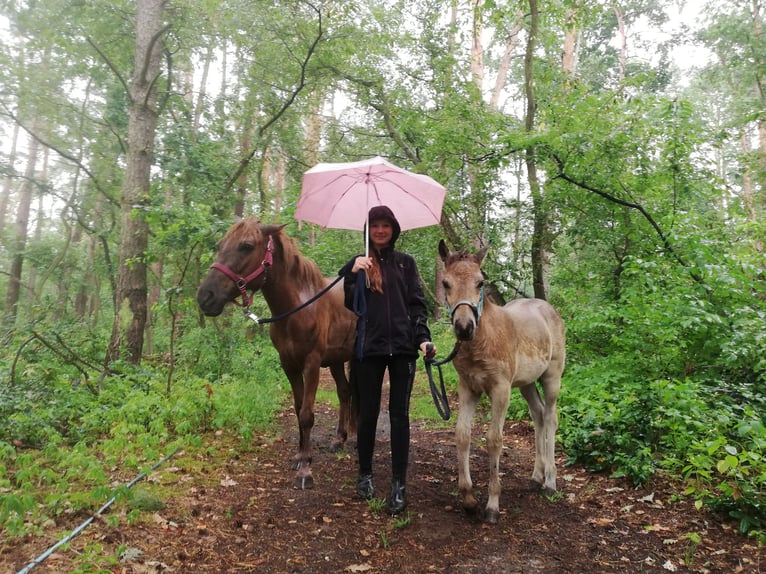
341, 205, 435, 515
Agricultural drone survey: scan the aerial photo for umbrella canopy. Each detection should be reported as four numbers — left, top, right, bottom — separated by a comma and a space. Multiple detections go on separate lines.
295, 156, 446, 233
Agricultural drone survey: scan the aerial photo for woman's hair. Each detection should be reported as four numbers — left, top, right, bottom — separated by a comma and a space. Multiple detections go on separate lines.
367, 257, 383, 293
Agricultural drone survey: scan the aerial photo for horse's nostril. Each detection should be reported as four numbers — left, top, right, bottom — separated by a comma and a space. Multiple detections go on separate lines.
454, 320, 475, 341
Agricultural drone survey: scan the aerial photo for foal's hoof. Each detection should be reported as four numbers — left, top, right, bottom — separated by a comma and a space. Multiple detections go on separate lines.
294, 475, 314, 490
461, 502, 479, 518
483, 508, 500, 524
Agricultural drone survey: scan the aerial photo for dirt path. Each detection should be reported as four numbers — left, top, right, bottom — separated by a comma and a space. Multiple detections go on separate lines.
3, 394, 761, 573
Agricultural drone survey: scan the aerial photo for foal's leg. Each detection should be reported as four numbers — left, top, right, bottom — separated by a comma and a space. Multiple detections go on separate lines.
520, 383, 546, 489
539, 371, 561, 493
484, 382, 511, 524
520, 379, 559, 494
329, 362, 353, 451
456, 383, 480, 516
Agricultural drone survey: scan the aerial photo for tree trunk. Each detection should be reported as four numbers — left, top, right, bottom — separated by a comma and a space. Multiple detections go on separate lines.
525, 0, 548, 300
0, 121, 20, 238
3, 133, 38, 328
562, 6, 578, 76
107, 0, 166, 364
614, 5, 626, 81
490, 10, 523, 110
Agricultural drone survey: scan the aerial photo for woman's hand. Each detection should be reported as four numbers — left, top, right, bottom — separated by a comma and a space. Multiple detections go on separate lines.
352, 256, 373, 273
420, 341, 436, 359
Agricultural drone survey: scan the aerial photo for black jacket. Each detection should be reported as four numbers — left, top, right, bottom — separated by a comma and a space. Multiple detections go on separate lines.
341, 246, 431, 358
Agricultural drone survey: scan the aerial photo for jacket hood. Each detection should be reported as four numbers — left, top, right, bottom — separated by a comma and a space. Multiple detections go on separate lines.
366, 205, 401, 246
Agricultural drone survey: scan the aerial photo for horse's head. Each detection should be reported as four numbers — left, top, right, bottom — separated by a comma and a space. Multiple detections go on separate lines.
196, 218, 285, 316
438, 239, 489, 341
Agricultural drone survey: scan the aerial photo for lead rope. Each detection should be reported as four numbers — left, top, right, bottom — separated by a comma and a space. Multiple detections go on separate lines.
424, 341, 460, 420
243, 274, 344, 325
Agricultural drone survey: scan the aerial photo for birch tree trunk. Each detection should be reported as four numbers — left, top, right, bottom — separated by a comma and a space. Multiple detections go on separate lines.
106, 0, 167, 364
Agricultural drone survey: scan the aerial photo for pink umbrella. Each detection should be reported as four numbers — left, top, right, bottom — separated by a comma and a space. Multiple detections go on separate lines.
296, 156, 446, 253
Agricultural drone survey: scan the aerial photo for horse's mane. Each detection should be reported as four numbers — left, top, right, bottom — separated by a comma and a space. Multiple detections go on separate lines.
275, 230, 327, 289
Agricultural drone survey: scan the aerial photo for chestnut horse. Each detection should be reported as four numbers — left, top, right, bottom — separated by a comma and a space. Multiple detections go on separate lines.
438, 240, 566, 523
196, 218, 357, 489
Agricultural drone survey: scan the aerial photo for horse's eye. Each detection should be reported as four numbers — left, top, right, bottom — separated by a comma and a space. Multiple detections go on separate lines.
238, 242, 254, 252
442, 279, 451, 291
478, 279, 485, 289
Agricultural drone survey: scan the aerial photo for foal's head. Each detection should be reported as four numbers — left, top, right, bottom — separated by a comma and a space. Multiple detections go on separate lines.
438, 240, 489, 341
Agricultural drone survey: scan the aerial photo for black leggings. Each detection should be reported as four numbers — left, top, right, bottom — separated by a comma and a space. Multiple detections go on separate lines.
351, 355, 415, 482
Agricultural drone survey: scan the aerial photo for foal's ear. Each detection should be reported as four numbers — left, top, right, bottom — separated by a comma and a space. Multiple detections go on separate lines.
475, 245, 489, 266
438, 239, 451, 262
261, 223, 288, 237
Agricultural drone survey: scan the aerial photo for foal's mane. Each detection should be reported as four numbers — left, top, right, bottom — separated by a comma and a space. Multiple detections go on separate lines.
443, 249, 477, 268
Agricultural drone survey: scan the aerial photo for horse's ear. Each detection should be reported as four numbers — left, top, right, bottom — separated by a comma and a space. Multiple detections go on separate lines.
438, 239, 451, 262
261, 223, 288, 237
475, 245, 489, 266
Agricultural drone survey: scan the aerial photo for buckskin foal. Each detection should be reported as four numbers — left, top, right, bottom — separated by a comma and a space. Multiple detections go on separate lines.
438, 240, 566, 523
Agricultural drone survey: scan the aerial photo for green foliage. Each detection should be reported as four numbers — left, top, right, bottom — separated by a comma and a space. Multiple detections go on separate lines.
0, 316, 287, 539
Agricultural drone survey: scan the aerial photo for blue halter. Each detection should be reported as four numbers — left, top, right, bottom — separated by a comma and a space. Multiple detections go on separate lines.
448, 286, 484, 323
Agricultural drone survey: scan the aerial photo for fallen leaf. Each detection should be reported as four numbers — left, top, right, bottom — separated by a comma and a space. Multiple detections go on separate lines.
345, 564, 373, 572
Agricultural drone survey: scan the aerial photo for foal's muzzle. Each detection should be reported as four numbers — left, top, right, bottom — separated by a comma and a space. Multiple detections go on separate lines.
450, 300, 480, 341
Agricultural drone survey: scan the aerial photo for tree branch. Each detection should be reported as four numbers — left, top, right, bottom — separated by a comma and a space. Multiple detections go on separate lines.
550, 153, 702, 282
87, 36, 131, 101
223, 3, 324, 194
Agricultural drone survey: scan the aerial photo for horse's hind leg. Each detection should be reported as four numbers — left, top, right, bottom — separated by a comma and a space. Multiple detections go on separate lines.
329, 362, 353, 451
484, 382, 511, 524
456, 384, 480, 517
520, 379, 559, 494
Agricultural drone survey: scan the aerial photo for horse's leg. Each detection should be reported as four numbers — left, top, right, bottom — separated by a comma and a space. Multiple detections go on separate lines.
538, 370, 561, 494
484, 382, 511, 524
329, 362, 352, 452
521, 383, 556, 493
293, 352, 322, 490
283, 365, 306, 472
456, 383, 480, 516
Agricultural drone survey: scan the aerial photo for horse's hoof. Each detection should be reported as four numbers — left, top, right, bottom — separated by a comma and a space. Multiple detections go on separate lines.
483, 508, 500, 524
294, 475, 314, 490
542, 486, 557, 497
329, 440, 345, 453
462, 503, 479, 517
528, 479, 543, 491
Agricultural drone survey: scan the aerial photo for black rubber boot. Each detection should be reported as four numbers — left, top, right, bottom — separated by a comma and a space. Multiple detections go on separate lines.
357, 473, 375, 500
388, 479, 407, 515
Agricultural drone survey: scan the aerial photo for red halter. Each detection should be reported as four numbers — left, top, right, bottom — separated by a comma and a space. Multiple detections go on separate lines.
209, 235, 274, 307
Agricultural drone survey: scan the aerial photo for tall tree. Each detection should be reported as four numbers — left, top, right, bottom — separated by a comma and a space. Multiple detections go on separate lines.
106, 0, 168, 364
3, 131, 38, 328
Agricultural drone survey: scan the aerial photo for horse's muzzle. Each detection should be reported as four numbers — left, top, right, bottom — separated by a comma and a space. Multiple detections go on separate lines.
452, 317, 476, 341
196, 287, 225, 317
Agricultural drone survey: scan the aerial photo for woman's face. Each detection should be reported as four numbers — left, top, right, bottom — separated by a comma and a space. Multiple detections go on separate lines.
369, 219, 393, 250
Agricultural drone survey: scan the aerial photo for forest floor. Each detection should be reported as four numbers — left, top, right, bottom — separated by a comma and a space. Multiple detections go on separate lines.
2, 377, 762, 574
